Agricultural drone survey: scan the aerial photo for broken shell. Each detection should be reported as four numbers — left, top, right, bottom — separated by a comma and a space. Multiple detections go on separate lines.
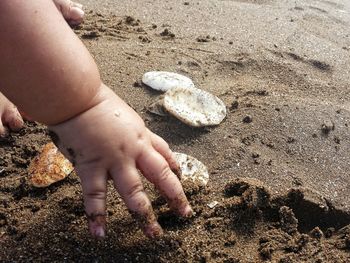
174, 152, 209, 187
29, 143, 73, 187
142, 71, 195, 92
163, 87, 226, 127
207, 201, 219, 209
147, 98, 168, 116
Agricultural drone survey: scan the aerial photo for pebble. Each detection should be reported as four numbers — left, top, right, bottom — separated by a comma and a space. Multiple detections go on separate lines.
321, 120, 334, 135
243, 115, 253, 123
207, 201, 219, 209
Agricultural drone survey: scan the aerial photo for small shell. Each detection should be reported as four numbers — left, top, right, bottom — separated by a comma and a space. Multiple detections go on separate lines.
163, 87, 226, 127
174, 152, 209, 187
29, 143, 73, 188
142, 71, 195, 92
207, 201, 219, 209
147, 98, 168, 116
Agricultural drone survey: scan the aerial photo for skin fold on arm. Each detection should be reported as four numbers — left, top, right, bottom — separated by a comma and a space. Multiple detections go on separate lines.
0, 0, 193, 238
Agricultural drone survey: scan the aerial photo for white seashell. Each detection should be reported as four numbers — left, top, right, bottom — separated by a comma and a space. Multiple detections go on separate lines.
163, 87, 226, 127
174, 152, 209, 187
142, 71, 195, 92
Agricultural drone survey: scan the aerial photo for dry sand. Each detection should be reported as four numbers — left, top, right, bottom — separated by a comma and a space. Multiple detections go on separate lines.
1, 0, 350, 262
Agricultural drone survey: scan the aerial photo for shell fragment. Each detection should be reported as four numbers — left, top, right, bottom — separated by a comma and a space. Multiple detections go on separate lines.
147, 98, 168, 116
142, 71, 195, 92
163, 87, 226, 127
174, 152, 209, 187
29, 143, 74, 187
207, 201, 219, 209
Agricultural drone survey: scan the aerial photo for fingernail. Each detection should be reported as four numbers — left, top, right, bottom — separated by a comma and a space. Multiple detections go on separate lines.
182, 205, 194, 218
87, 213, 107, 239
144, 222, 163, 239
92, 225, 105, 238
0, 128, 9, 138
73, 7, 85, 18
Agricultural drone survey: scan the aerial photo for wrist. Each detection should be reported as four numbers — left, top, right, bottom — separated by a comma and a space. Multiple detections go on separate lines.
47, 83, 113, 131
42, 81, 108, 126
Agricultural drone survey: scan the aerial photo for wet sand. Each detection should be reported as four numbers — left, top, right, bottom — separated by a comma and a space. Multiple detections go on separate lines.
1, 0, 350, 262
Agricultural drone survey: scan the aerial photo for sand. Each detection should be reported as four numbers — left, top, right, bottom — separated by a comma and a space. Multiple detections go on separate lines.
1, 0, 350, 262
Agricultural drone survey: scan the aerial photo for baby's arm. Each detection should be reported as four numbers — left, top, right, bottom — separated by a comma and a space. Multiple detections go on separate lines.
0, 0, 192, 238
0, 92, 24, 136
0, 0, 99, 125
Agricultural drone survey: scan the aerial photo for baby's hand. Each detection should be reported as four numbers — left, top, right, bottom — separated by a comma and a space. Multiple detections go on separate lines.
0, 92, 24, 136
49, 85, 192, 238
53, 0, 84, 26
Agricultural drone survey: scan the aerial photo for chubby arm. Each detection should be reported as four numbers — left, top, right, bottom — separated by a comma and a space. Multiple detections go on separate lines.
0, 0, 192, 238
0, 0, 100, 125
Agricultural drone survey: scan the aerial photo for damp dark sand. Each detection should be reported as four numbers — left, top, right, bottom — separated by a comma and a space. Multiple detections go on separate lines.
1, 0, 350, 262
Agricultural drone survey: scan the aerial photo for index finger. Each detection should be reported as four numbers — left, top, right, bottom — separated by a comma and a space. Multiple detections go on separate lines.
147, 130, 181, 179
137, 148, 193, 217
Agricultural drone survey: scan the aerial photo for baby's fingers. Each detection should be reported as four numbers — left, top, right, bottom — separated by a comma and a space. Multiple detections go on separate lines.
137, 149, 193, 217
148, 130, 181, 178
3, 107, 24, 131
0, 118, 8, 137
53, 0, 84, 25
111, 166, 163, 238
78, 167, 108, 238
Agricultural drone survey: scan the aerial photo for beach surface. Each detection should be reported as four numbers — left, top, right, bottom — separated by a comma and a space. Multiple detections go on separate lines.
1, 0, 350, 262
